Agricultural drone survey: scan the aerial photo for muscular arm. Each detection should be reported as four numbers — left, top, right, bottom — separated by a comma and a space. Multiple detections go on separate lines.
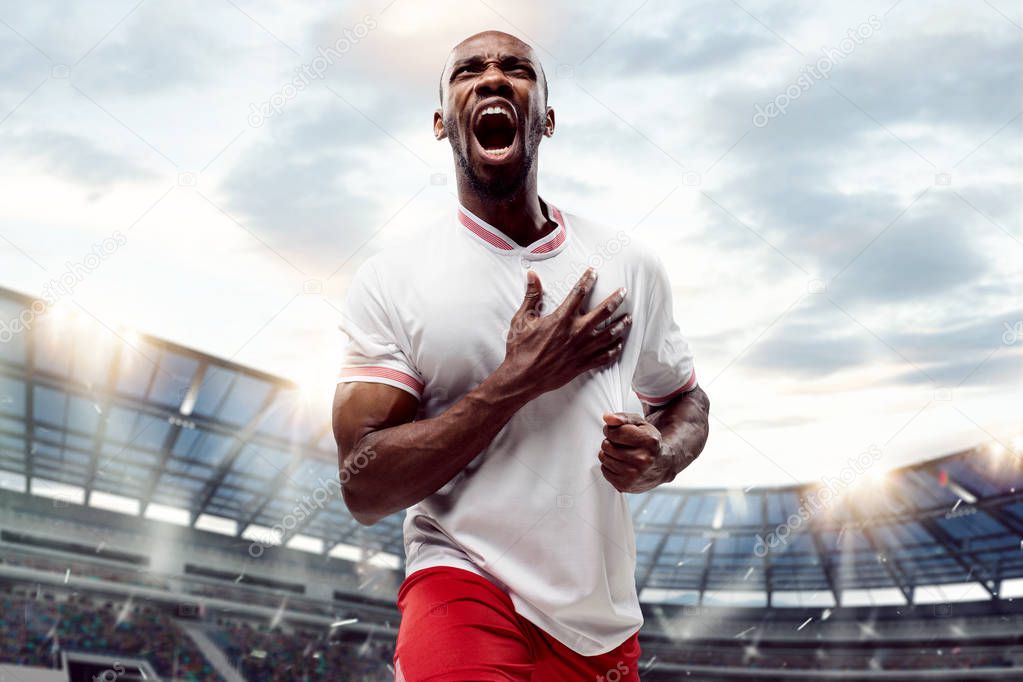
643, 384, 710, 485
334, 267, 630, 525
332, 367, 533, 526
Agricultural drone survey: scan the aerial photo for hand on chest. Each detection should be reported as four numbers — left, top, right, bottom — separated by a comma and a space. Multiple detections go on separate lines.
408, 262, 635, 386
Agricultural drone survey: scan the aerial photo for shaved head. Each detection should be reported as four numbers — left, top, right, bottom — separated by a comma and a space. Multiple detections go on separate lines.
439, 30, 548, 105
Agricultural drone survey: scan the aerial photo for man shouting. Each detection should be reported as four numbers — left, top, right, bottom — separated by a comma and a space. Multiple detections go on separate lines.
333, 29, 710, 681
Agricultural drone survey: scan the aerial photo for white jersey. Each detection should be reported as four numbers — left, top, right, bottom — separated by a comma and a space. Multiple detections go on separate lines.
337, 200, 697, 655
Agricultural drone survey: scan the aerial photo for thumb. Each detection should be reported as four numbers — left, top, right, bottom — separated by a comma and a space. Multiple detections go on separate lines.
602, 412, 626, 426
603, 412, 645, 426
516, 270, 543, 316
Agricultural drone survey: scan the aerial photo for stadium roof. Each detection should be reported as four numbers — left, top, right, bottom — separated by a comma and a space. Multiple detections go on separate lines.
1, 285, 1021, 607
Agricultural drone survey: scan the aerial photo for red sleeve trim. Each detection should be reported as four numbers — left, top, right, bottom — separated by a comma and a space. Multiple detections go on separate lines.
338, 366, 425, 395
635, 368, 697, 405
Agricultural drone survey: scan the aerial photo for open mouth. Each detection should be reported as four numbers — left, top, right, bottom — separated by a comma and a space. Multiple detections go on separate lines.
472, 102, 518, 158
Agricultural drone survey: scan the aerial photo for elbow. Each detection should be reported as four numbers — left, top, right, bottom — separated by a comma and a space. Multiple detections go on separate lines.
694, 384, 710, 415
340, 481, 384, 527
352, 510, 384, 527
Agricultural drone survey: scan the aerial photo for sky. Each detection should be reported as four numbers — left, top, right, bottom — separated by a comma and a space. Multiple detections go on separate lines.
0, 0, 1020, 488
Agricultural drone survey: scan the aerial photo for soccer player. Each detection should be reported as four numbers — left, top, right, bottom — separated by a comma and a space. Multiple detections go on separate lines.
332, 30, 710, 681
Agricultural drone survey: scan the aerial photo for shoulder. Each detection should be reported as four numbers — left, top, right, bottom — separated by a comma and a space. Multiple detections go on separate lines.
350, 218, 448, 286
559, 207, 663, 273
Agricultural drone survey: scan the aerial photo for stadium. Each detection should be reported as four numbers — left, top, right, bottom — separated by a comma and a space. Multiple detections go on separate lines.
2, 281, 1022, 681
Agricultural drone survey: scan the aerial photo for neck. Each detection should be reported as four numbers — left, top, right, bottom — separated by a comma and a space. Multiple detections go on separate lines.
456, 173, 554, 247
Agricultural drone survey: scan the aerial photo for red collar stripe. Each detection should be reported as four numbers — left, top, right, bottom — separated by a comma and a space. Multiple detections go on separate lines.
458, 210, 514, 250
635, 368, 698, 405
339, 366, 425, 395
531, 227, 566, 254
457, 204, 567, 254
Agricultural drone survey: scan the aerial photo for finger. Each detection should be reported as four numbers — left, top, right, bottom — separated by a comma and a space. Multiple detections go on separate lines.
599, 440, 650, 467
583, 339, 624, 372
603, 424, 660, 451
554, 267, 597, 318
514, 270, 544, 318
598, 451, 640, 477
581, 286, 627, 330
600, 464, 629, 491
603, 422, 646, 442
585, 312, 630, 343
581, 319, 631, 358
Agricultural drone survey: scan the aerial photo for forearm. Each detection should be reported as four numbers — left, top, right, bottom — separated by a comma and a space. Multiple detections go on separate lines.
646, 385, 710, 487
342, 364, 533, 523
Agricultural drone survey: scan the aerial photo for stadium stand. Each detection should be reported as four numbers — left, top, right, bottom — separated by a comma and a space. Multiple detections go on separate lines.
0, 589, 221, 680
2, 283, 1023, 680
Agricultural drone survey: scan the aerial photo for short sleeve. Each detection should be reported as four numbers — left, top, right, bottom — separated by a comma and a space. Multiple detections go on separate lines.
631, 251, 697, 407
336, 260, 424, 401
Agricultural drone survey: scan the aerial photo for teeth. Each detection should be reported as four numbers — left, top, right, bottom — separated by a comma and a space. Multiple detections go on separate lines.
484, 145, 511, 155
481, 105, 514, 122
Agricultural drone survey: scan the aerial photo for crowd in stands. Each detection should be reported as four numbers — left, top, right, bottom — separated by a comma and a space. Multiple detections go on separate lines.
0, 588, 222, 681
3, 577, 1021, 680
641, 641, 1018, 671
210, 620, 393, 682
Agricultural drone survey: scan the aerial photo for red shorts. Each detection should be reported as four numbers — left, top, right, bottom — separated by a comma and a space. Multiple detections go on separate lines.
393, 566, 641, 681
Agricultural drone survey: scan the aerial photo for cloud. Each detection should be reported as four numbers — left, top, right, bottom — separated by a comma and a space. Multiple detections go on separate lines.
826, 194, 992, 305
216, 99, 429, 273
739, 300, 873, 378
0, 0, 1018, 487
1, 129, 157, 188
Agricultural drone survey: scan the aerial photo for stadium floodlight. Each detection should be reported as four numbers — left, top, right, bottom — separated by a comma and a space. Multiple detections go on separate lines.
30, 477, 85, 505
841, 588, 907, 607
194, 513, 238, 536
710, 496, 725, 530
241, 523, 283, 546
327, 542, 400, 569
0, 470, 26, 493
986, 441, 1008, 458
285, 534, 324, 554
48, 301, 75, 327
946, 480, 977, 504
119, 325, 142, 348
915, 582, 991, 604
88, 490, 140, 516
144, 502, 191, 526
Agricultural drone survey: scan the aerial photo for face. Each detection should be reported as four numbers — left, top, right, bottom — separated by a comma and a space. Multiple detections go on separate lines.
435, 32, 554, 199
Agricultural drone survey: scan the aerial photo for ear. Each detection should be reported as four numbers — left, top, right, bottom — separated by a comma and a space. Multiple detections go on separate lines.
543, 107, 555, 138
433, 109, 447, 141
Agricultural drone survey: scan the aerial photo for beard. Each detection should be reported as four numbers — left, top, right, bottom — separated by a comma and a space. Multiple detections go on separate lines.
446, 110, 544, 200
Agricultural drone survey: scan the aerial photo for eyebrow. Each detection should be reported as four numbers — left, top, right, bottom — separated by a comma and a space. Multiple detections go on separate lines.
449, 55, 536, 82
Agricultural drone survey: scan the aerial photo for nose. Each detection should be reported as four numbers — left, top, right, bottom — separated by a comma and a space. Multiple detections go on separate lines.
474, 63, 513, 99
